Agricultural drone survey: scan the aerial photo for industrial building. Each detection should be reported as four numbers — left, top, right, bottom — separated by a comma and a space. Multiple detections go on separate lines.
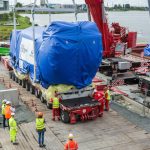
0, 0, 9, 11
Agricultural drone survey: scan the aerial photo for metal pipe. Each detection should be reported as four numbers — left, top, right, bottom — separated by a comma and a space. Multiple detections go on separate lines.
45, 0, 51, 23
13, 0, 17, 49
72, 0, 77, 21
87, 5, 91, 21
148, 0, 150, 15
32, 0, 37, 82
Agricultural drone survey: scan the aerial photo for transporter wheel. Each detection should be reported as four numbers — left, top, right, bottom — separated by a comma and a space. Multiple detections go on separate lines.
9, 72, 13, 79
18, 79, 22, 85
60, 110, 70, 123
30, 85, 35, 94
12, 73, 16, 81
40, 95, 45, 103
15, 77, 19, 83
46, 102, 52, 109
22, 80, 26, 88
26, 82, 30, 91
35, 89, 40, 98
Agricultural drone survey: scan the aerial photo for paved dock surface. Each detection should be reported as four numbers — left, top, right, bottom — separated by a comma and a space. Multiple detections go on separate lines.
1, 63, 150, 150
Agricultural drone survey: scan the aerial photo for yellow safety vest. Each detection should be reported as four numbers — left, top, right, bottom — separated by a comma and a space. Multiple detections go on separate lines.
9, 117, 17, 131
1, 103, 6, 115
105, 90, 111, 101
36, 118, 45, 130
53, 97, 60, 109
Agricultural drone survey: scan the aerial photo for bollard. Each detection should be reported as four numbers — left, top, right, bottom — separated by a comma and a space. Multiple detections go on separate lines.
31, 99, 34, 107
9, 83, 12, 88
35, 104, 38, 112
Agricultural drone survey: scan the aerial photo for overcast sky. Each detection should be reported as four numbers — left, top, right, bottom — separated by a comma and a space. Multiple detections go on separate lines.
9, 0, 149, 7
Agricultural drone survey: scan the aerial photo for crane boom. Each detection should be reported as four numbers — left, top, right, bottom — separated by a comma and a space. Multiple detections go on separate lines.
86, 0, 138, 58
85, 0, 113, 57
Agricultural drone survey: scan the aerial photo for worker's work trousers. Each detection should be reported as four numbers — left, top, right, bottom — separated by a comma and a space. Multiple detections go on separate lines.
105, 99, 110, 111
52, 108, 60, 120
6, 119, 10, 129
2, 115, 6, 128
10, 129, 17, 143
38, 130, 45, 145
99, 101, 104, 115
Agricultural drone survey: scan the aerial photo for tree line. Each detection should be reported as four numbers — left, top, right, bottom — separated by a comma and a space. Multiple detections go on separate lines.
106, 4, 149, 11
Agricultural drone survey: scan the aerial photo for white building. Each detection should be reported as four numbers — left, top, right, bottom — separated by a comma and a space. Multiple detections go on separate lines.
0, 0, 9, 10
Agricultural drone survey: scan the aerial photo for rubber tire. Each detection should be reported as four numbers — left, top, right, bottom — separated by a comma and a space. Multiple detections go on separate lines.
40, 95, 45, 103
9, 72, 13, 79
35, 89, 40, 98
15, 77, 19, 83
22, 80, 26, 88
60, 110, 70, 123
18, 79, 22, 85
46, 102, 52, 109
26, 82, 30, 91
30, 85, 35, 94
12, 73, 16, 81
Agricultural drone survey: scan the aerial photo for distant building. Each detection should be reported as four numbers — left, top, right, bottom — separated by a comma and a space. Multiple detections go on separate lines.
0, 0, 9, 11
62, 4, 74, 9
49, 3, 87, 11
40, 0, 46, 7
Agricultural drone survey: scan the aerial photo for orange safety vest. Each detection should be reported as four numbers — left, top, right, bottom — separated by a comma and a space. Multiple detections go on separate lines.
5, 105, 11, 119
64, 140, 78, 150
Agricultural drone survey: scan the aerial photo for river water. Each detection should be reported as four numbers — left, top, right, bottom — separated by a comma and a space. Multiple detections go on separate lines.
21, 11, 150, 43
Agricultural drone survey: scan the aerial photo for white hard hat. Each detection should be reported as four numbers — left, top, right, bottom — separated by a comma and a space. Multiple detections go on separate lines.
6, 101, 11, 105
68, 133, 74, 140
2, 99, 7, 103
10, 107, 15, 113
11, 112, 15, 116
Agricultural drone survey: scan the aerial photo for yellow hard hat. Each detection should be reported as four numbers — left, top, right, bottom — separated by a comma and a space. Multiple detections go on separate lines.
68, 133, 74, 140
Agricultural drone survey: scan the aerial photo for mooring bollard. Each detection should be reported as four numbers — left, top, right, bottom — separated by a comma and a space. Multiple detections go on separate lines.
35, 104, 38, 112
31, 99, 34, 107
9, 83, 12, 88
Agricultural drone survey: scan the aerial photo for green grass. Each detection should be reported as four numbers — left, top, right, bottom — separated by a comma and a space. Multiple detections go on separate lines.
0, 47, 9, 56
0, 15, 31, 40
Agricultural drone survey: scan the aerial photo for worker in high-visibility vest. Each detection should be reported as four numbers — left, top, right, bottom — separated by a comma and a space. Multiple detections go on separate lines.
1, 99, 7, 128
51, 92, 60, 121
104, 87, 111, 111
64, 133, 78, 150
9, 112, 17, 144
92, 89, 104, 117
36, 112, 46, 147
5, 101, 12, 128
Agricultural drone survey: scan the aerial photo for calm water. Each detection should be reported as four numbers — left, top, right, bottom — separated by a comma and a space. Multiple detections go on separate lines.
21, 11, 150, 43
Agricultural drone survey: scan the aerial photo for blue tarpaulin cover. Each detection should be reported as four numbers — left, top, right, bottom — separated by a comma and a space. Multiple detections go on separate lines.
144, 44, 150, 56
10, 21, 103, 89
